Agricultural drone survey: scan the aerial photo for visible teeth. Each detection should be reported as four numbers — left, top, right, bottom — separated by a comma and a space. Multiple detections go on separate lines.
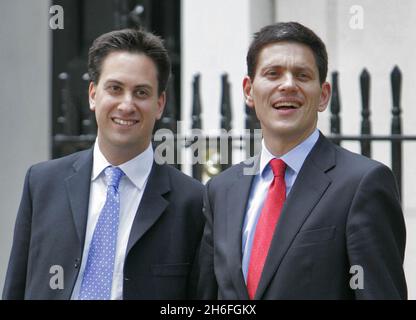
113, 118, 137, 126
273, 102, 300, 108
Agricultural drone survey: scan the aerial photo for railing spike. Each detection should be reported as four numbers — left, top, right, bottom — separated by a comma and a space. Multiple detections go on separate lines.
360, 68, 371, 157
391, 65, 402, 199
330, 71, 341, 146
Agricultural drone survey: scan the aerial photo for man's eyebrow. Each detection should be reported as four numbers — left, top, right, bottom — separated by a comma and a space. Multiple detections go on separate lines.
261, 63, 283, 69
260, 64, 316, 75
103, 79, 123, 86
293, 65, 315, 71
262, 63, 314, 70
103, 80, 153, 90
134, 84, 152, 89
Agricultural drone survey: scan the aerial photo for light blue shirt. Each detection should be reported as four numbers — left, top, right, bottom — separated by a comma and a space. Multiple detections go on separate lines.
241, 129, 320, 282
71, 141, 154, 300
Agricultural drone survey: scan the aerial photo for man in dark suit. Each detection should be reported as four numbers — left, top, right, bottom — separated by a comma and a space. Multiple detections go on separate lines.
197, 22, 407, 299
3, 28, 204, 300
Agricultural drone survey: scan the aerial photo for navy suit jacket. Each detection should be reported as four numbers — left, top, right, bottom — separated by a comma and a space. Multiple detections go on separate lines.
197, 133, 407, 299
3, 148, 204, 299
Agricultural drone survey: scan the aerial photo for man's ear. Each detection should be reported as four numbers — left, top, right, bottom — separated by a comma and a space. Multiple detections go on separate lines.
243, 76, 255, 108
156, 91, 166, 120
318, 81, 331, 112
89, 82, 96, 111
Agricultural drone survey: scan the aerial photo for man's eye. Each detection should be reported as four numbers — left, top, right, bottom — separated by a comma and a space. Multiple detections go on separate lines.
108, 85, 121, 93
297, 73, 310, 80
136, 89, 149, 97
265, 71, 281, 80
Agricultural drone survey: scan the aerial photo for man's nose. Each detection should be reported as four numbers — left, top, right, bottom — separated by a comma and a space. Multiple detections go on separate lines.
278, 73, 297, 92
117, 93, 136, 112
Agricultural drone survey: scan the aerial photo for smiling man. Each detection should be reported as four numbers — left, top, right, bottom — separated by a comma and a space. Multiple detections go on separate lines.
3, 29, 204, 300
197, 22, 407, 300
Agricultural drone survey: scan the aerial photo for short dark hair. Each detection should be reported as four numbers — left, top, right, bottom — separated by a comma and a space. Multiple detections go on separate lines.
88, 28, 171, 95
247, 22, 328, 84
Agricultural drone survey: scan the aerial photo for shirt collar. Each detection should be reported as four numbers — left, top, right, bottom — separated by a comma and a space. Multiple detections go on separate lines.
92, 141, 154, 190
259, 128, 319, 177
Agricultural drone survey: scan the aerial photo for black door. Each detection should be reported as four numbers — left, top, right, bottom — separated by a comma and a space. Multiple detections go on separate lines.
51, 0, 181, 158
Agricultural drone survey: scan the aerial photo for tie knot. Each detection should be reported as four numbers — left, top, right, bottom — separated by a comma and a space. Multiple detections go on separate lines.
104, 166, 125, 188
270, 159, 286, 178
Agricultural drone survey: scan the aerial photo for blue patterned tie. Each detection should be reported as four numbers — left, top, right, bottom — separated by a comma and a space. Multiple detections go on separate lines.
79, 166, 124, 300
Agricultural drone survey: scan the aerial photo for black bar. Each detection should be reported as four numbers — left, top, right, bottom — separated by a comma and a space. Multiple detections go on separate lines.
154, 76, 178, 169
191, 74, 202, 181
391, 66, 402, 199
220, 74, 232, 171
245, 104, 261, 158
58, 72, 79, 136
81, 73, 96, 135
360, 69, 371, 157
330, 71, 341, 146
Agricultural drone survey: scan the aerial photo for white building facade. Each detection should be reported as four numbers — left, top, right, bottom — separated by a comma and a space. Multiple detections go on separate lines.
182, 0, 416, 298
0, 0, 414, 298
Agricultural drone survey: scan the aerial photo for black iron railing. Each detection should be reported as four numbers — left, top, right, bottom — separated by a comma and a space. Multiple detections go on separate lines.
53, 66, 415, 200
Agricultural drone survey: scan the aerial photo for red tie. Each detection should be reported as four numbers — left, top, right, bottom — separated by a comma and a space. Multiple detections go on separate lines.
247, 159, 286, 299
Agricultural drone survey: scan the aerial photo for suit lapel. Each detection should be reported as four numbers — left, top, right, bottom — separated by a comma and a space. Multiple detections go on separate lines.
226, 156, 259, 300
65, 154, 170, 257
126, 162, 170, 255
255, 134, 336, 299
65, 149, 93, 246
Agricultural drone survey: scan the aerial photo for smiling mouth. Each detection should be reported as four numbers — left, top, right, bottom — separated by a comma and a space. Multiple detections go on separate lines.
112, 118, 139, 126
272, 101, 301, 110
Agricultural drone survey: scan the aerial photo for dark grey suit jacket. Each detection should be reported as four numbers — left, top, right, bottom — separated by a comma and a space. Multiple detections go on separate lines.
197, 133, 407, 299
3, 148, 204, 299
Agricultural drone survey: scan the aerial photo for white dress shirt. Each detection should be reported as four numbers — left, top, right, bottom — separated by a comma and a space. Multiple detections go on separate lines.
72, 141, 154, 300
241, 129, 320, 281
